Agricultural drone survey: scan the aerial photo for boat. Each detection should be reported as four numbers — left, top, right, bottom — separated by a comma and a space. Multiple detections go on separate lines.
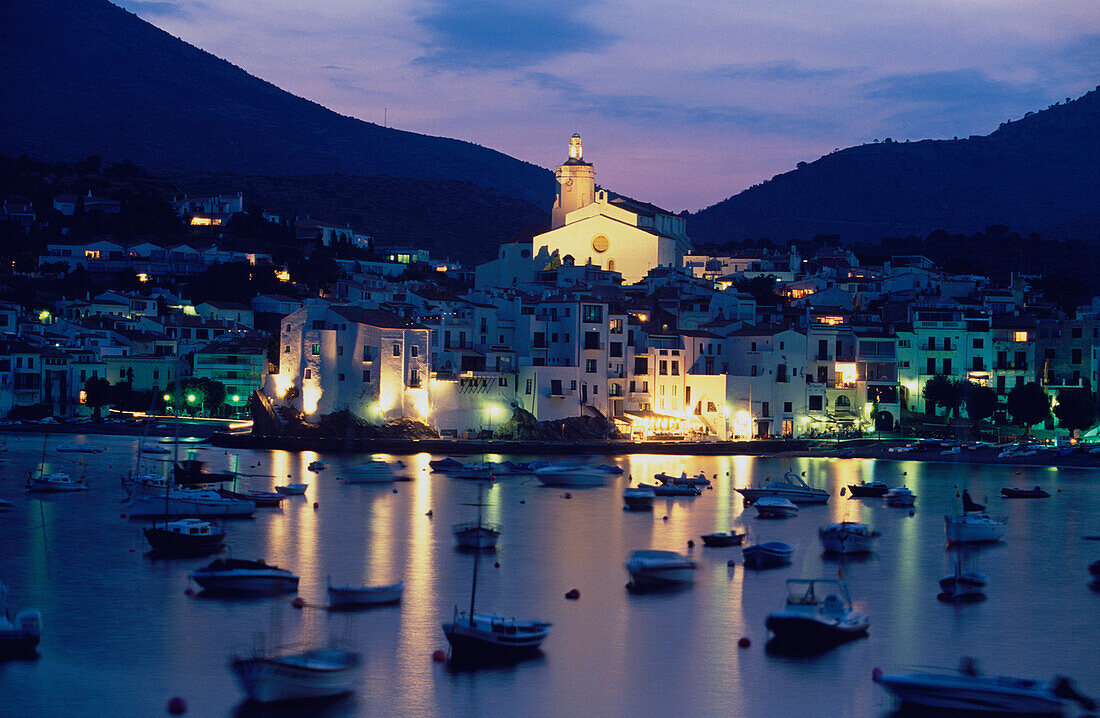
275, 483, 308, 495
144, 518, 226, 557
819, 522, 880, 554
126, 488, 255, 518
159, 436, 204, 444
342, 459, 400, 483
56, 443, 99, 454
622, 485, 656, 511
533, 464, 608, 487
0, 499, 12, 510
449, 463, 495, 480
939, 551, 988, 602
190, 558, 299, 594
885, 486, 917, 507
173, 459, 236, 486
641, 482, 701, 497
231, 645, 362, 704
655, 471, 711, 487
596, 464, 624, 474
626, 550, 696, 589
140, 444, 170, 455
216, 486, 285, 508
874, 659, 1095, 715
307, 460, 328, 471
1000, 486, 1050, 499
742, 541, 794, 569
701, 530, 745, 547
945, 491, 1007, 544
442, 486, 551, 662
429, 457, 465, 472
765, 579, 869, 648
328, 581, 404, 607
0, 583, 41, 657
755, 496, 799, 518
25, 471, 88, 492
737, 470, 829, 504
847, 480, 889, 497
453, 522, 501, 550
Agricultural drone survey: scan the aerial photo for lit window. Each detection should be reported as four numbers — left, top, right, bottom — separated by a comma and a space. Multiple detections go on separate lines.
84, 250, 101, 259
1013, 331, 1028, 342
311, 343, 320, 355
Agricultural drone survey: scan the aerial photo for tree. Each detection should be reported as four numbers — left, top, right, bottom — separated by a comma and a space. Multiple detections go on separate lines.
1053, 387, 1097, 437
1006, 382, 1051, 434
922, 375, 957, 416
965, 385, 997, 424
83, 376, 111, 417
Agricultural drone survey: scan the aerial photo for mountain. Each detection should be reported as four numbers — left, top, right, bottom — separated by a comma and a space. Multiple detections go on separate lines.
690, 88, 1100, 244
0, 0, 553, 211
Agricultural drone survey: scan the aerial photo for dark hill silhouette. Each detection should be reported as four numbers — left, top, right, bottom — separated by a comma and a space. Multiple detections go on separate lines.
0, 0, 553, 208
690, 88, 1100, 243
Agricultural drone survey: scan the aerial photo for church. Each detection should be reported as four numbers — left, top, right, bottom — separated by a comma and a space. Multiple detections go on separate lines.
533, 134, 694, 285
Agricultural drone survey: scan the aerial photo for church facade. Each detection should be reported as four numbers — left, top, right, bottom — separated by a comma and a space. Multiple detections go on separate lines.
534, 134, 693, 285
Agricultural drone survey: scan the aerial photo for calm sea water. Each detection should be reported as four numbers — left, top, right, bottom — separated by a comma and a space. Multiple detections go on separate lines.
1, 435, 1098, 717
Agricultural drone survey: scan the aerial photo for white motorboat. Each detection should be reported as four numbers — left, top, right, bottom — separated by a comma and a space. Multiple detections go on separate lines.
342, 459, 400, 483
126, 488, 255, 518
534, 464, 608, 487
819, 522, 880, 554
885, 486, 917, 507
0, 583, 41, 658
737, 470, 829, 504
765, 579, 869, 648
874, 662, 1091, 715
328, 581, 404, 607
144, 518, 226, 556
56, 443, 99, 454
755, 496, 799, 518
307, 460, 328, 471
232, 646, 361, 704
945, 491, 1006, 544
623, 485, 656, 511
26, 472, 87, 492
626, 550, 696, 589
655, 471, 711, 487
275, 483, 308, 495
190, 558, 299, 594
453, 522, 501, 550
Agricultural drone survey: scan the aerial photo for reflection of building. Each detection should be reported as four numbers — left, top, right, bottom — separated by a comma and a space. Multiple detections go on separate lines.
534, 135, 693, 284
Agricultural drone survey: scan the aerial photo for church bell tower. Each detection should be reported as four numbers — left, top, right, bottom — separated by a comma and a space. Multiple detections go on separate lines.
551, 133, 596, 229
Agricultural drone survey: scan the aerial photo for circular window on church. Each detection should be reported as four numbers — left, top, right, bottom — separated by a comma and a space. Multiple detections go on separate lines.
591, 234, 609, 253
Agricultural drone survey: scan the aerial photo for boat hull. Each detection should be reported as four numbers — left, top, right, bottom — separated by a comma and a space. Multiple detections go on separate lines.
328, 584, 403, 607
453, 525, 500, 550
126, 495, 255, 518
622, 493, 655, 511
144, 526, 226, 557
938, 572, 988, 600
1000, 488, 1049, 499
875, 673, 1064, 715
232, 650, 361, 704
0, 613, 41, 658
848, 484, 888, 497
945, 516, 1007, 544
765, 614, 869, 647
742, 543, 794, 569
442, 618, 550, 661
701, 533, 744, 547
737, 487, 829, 504
191, 573, 299, 594
819, 525, 879, 554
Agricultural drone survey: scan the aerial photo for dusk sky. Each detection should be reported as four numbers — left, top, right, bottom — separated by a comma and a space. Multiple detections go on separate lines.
117, 0, 1098, 212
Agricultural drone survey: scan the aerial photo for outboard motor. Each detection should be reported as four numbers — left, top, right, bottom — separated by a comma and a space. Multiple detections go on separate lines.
1052, 676, 1097, 712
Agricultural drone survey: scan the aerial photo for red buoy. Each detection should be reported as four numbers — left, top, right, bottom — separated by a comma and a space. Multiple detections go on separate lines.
738, 637, 751, 649
563, 492, 572, 499
494, 562, 500, 568
662, 515, 669, 521
687, 540, 695, 549
167, 696, 187, 715
313, 502, 319, 509
565, 588, 580, 600
432, 650, 446, 663
291, 597, 305, 609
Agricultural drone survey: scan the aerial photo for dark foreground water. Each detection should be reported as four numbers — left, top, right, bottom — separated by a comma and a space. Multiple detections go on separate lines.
1, 436, 1098, 717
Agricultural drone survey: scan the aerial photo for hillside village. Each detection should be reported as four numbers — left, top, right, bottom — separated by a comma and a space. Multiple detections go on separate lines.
0, 136, 1097, 443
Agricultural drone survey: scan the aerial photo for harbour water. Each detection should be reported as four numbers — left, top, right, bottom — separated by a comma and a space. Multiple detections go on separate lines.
1, 435, 1098, 716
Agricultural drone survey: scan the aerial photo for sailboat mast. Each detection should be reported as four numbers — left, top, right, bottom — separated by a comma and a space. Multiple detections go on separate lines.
468, 483, 484, 624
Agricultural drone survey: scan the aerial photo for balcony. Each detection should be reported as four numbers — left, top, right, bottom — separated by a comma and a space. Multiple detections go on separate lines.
583, 342, 606, 351
994, 361, 1028, 371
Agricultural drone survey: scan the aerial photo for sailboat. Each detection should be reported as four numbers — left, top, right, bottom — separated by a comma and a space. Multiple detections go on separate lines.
442, 483, 551, 662
945, 491, 1006, 544
26, 435, 88, 492
143, 394, 229, 555
939, 548, 988, 601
